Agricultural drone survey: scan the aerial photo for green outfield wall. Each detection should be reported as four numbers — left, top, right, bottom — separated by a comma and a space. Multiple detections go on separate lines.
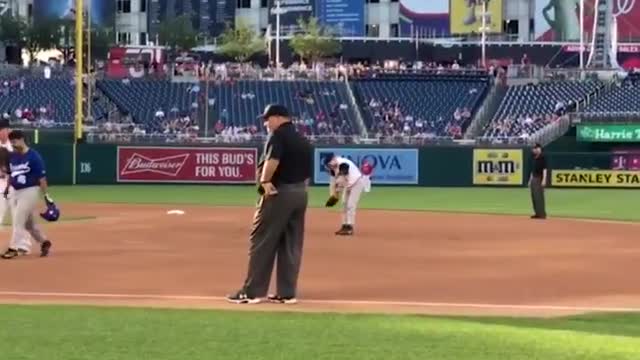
34, 143, 640, 188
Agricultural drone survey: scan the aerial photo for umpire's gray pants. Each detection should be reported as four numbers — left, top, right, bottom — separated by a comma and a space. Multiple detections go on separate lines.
242, 182, 308, 298
530, 176, 546, 217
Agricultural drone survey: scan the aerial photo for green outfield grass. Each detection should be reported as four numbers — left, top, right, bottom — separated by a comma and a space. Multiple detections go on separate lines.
51, 185, 640, 221
3, 185, 639, 359
0, 306, 639, 360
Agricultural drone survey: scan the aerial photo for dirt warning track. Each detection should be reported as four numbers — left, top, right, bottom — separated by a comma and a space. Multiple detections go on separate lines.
0, 203, 638, 317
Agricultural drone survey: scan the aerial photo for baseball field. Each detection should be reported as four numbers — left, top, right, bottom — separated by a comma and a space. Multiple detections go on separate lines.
1, 185, 639, 359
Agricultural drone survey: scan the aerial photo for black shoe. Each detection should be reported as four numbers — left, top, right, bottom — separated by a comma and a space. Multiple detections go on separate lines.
335, 225, 354, 236
40, 240, 52, 257
530, 215, 547, 220
1, 248, 18, 259
226, 291, 260, 304
267, 294, 298, 304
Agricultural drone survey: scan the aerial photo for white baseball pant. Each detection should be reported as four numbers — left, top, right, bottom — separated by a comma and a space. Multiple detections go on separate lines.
341, 177, 367, 226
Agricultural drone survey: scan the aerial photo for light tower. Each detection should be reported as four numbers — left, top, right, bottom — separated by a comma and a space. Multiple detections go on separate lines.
478, 0, 492, 69
585, 0, 617, 69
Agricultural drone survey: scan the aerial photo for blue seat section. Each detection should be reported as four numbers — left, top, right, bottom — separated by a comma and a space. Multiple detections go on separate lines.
484, 80, 602, 137
352, 75, 490, 136
584, 75, 640, 114
0, 78, 104, 124
97, 79, 359, 134
210, 80, 358, 134
97, 79, 194, 133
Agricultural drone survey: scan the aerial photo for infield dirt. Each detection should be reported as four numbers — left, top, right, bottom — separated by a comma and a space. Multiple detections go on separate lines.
0, 203, 639, 317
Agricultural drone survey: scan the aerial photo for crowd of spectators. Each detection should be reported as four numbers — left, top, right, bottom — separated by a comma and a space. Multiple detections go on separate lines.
0, 58, 557, 144
365, 98, 472, 139
483, 113, 561, 139
0, 76, 63, 127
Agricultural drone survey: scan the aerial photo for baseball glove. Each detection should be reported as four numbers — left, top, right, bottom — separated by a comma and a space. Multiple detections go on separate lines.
325, 195, 339, 207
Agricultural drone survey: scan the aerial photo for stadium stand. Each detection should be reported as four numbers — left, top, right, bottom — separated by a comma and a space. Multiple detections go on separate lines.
97, 79, 360, 136
0, 76, 109, 126
0, 78, 67, 125
483, 80, 604, 138
212, 80, 358, 136
583, 74, 640, 115
4, 64, 620, 145
352, 75, 490, 138
97, 79, 196, 133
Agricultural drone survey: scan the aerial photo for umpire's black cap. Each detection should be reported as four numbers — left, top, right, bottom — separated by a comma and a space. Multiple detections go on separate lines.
0, 118, 9, 130
258, 104, 290, 120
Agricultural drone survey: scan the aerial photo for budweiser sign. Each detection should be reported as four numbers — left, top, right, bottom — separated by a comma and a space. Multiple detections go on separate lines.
117, 147, 257, 183
121, 153, 189, 177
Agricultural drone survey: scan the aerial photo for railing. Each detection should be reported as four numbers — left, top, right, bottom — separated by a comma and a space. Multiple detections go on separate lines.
574, 112, 640, 123
9, 121, 74, 129
343, 76, 368, 137
530, 116, 572, 146
465, 78, 500, 138
85, 132, 534, 147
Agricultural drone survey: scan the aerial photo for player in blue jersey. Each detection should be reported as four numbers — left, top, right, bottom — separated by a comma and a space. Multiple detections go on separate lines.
1, 130, 52, 259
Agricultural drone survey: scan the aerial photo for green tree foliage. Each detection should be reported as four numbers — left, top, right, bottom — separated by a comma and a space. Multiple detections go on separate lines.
289, 17, 341, 64
158, 15, 197, 51
24, 18, 63, 63
217, 22, 266, 62
0, 14, 26, 46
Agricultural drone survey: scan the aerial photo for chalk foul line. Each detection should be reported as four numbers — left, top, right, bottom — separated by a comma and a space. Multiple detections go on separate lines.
0, 291, 639, 313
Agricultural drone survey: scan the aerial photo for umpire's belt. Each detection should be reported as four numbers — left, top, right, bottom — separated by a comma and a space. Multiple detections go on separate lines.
276, 182, 307, 192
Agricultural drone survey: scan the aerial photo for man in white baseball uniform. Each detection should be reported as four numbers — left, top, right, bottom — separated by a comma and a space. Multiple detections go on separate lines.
324, 153, 370, 236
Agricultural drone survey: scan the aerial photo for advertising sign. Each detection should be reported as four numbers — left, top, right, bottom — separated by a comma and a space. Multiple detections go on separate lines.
117, 147, 257, 183
33, 0, 115, 27
473, 149, 523, 186
450, 0, 503, 34
552, 170, 640, 188
316, 0, 365, 36
106, 46, 166, 78
399, 0, 449, 37
577, 124, 640, 143
269, 0, 314, 34
314, 148, 419, 185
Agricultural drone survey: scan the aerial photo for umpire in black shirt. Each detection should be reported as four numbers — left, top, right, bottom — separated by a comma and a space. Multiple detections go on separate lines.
227, 104, 312, 305
529, 143, 547, 219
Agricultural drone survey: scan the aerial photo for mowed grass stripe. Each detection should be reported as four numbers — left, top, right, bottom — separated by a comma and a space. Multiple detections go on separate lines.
49, 185, 640, 221
0, 305, 639, 360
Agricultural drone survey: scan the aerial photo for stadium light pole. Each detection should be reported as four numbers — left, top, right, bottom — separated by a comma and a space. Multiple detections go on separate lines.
204, 67, 210, 138
480, 0, 488, 68
74, 0, 84, 141
579, 0, 584, 70
86, 0, 92, 123
275, 0, 282, 75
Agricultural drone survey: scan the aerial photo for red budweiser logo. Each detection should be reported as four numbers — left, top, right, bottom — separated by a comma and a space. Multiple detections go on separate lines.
121, 153, 189, 177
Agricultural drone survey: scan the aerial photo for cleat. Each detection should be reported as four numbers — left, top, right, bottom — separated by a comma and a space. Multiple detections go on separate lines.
226, 291, 261, 304
267, 295, 298, 304
1, 248, 18, 259
335, 225, 354, 236
40, 240, 52, 257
